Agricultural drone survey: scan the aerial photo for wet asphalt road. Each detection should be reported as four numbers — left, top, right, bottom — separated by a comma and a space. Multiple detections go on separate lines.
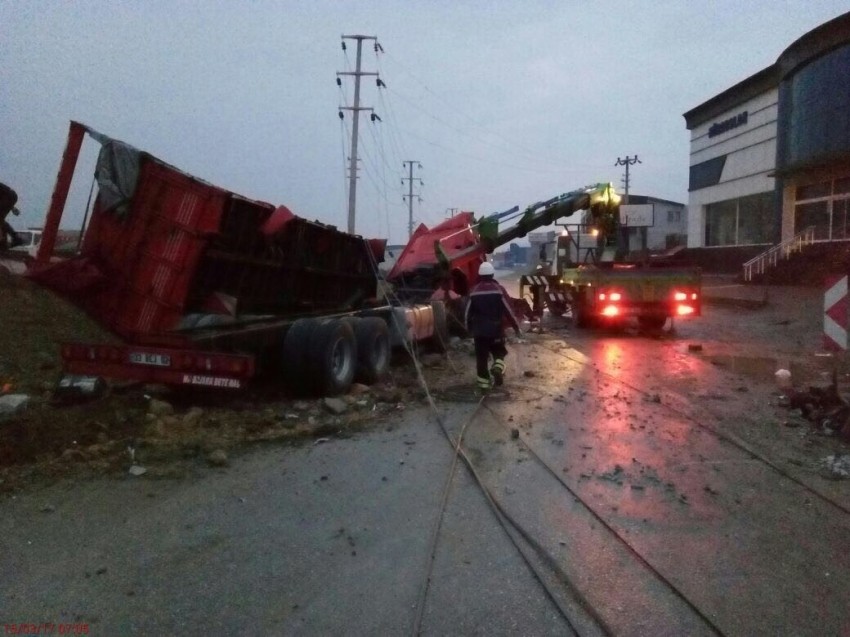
2, 280, 850, 635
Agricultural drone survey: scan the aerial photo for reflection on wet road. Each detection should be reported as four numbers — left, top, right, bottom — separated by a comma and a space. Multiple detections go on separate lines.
444, 321, 850, 636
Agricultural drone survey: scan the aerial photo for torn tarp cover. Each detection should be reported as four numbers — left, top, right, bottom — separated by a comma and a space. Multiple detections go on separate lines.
88, 128, 141, 216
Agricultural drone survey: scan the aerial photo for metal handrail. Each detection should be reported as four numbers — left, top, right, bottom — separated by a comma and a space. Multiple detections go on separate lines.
742, 226, 816, 282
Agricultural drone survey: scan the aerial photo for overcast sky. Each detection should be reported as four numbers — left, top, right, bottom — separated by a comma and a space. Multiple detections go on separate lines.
2, 1, 848, 245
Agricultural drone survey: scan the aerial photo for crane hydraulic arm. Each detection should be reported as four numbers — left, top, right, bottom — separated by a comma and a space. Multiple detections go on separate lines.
436, 182, 620, 273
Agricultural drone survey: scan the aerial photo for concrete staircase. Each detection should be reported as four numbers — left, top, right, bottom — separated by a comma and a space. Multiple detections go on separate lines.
743, 233, 850, 286
742, 227, 815, 282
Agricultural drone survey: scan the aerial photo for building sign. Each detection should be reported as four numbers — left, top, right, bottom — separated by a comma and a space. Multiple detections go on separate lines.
708, 111, 748, 138
619, 204, 654, 227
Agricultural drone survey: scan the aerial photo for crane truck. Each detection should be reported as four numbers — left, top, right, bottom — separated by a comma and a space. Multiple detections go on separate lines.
518, 203, 702, 330
385, 183, 701, 331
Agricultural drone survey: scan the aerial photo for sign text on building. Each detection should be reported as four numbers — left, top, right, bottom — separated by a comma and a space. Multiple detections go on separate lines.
708, 111, 748, 138
619, 204, 654, 227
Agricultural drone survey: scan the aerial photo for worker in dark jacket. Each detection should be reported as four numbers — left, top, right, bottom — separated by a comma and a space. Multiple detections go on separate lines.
465, 261, 521, 392
0, 182, 22, 250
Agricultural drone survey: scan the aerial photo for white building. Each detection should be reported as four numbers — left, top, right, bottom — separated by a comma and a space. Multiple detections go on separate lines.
684, 11, 850, 254
620, 195, 687, 251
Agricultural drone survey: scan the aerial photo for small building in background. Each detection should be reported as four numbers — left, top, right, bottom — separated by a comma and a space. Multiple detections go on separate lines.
620, 194, 687, 251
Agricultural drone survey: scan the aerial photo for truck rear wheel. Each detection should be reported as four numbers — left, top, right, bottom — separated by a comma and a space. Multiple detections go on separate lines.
282, 318, 322, 394
354, 317, 390, 384
307, 319, 357, 396
571, 293, 593, 329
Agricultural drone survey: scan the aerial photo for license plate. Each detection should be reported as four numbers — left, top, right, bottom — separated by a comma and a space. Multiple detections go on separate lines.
129, 352, 172, 367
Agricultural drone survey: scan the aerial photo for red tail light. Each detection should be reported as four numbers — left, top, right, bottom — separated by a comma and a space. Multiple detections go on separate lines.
677, 305, 695, 316
674, 291, 687, 301
601, 305, 619, 317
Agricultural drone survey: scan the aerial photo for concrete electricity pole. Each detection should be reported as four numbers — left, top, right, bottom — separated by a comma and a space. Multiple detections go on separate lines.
615, 155, 641, 204
446, 207, 459, 218
338, 35, 379, 234
402, 161, 423, 238
615, 155, 642, 257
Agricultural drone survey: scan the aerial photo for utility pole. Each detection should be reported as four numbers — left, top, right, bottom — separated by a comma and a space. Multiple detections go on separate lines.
615, 155, 642, 258
402, 161, 423, 238
338, 35, 380, 234
615, 155, 640, 204
446, 207, 459, 218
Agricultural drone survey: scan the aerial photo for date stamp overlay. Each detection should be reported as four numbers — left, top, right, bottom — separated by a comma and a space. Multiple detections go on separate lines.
4, 624, 90, 635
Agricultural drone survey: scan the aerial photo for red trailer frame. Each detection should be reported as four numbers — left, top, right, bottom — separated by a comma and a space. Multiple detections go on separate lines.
28, 122, 404, 392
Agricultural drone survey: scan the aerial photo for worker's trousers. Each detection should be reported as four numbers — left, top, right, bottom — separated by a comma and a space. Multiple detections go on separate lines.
474, 336, 508, 389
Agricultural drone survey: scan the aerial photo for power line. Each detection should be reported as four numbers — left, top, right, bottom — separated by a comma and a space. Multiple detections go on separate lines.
380, 50, 600, 170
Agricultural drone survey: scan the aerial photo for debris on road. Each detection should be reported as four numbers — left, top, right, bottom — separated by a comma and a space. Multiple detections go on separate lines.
420, 353, 445, 368
128, 465, 147, 477
0, 394, 29, 419
818, 455, 850, 480
322, 397, 348, 415
207, 449, 229, 467
778, 372, 850, 441
775, 369, 793, 390
147, 398, 174, 418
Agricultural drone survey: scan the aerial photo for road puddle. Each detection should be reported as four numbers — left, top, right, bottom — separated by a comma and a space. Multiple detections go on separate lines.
705, 354, 829, 382
707, 355, 780, 378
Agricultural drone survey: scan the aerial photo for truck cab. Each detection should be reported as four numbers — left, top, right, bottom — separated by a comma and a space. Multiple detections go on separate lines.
9, 228, 42, 258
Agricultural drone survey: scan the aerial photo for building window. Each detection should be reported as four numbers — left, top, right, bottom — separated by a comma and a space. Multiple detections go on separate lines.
795, 201, 829, 239
705, 200, 737, 246
667, 209, 681, 223
794, 176, 850, 240
705, 192, 775, 247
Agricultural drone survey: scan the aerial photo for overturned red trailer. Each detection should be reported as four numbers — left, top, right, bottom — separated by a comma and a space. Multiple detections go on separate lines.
30, 122, 447, 394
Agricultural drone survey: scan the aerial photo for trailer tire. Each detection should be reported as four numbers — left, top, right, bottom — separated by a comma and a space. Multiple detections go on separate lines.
307, 319, 357, 396
354, 317, 390, 384
571, 293, 593, 329
548, 298, 567, 317
282, 318, 323, 394
429, 301, 449, 353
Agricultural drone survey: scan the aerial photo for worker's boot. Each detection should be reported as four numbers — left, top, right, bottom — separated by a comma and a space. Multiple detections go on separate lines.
490, 359, 505, 387
476, 375, 493, 394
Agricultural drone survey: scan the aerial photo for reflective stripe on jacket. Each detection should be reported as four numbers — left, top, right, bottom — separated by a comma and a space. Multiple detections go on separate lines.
464, 278, 520, 338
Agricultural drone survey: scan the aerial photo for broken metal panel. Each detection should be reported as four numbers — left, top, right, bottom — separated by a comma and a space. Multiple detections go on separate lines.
29, 124, 383, 342
188, 198, 380, 316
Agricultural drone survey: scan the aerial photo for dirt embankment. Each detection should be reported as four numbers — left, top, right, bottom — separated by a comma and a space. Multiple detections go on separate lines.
0, 271, 466, 491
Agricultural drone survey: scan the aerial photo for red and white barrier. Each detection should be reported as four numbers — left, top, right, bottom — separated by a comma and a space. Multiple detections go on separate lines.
824, 275, 848, 351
